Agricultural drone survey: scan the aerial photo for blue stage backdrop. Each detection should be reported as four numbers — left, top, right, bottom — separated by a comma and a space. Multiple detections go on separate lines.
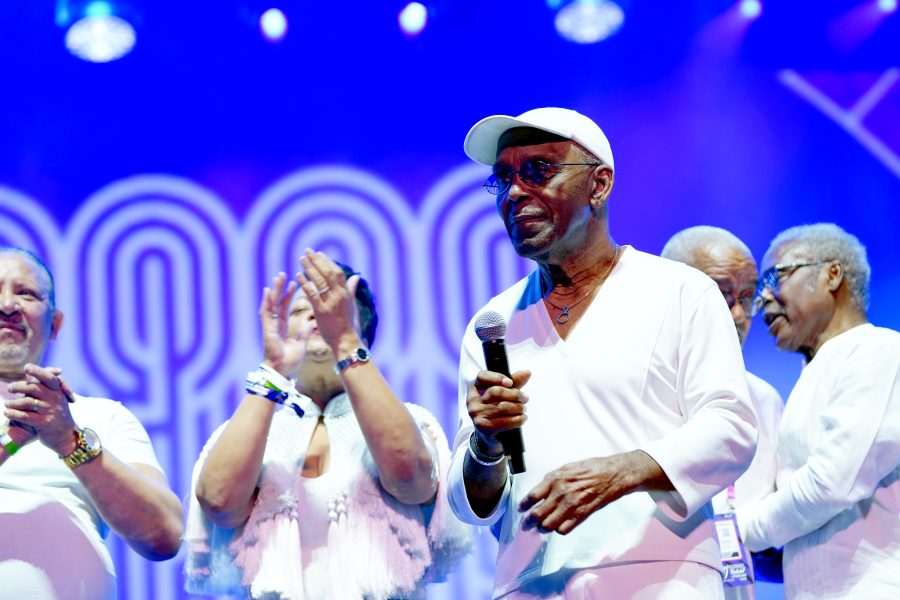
1, 1, 898, 599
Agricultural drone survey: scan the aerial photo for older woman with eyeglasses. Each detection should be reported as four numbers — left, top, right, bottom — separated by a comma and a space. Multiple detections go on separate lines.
740, 223, 900, 600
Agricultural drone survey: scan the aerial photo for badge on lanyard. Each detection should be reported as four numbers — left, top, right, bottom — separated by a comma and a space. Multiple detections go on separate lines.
715, 485, 753, 588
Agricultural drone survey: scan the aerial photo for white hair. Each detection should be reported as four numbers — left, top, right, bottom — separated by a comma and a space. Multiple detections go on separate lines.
765, 223, 871, 310
661, 225, 753, 265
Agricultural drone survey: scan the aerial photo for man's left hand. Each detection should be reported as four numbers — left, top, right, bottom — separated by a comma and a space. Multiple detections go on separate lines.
4, 364, 79, 456
518, 454, 637, 535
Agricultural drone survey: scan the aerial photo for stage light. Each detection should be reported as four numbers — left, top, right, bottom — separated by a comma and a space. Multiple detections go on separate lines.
554, 0, 625, 44
398, 2, 428, 37
259, 8, 288, 42
738, 0, 762, 19
829, 0, 897, 51
57, 1, 137, 63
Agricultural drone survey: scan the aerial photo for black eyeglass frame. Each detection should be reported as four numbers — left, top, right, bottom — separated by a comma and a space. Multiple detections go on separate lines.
751, 260, 831, 317
483, 159, 602, 197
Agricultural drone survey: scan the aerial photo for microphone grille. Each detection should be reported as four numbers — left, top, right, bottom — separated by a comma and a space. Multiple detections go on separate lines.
474, 310, 507, 341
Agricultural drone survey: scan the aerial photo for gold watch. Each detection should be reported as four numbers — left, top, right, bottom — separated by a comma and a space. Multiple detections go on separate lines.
61, 428, 102, 468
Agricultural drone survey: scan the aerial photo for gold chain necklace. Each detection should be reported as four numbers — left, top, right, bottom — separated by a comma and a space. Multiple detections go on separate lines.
543, 246, 621, 325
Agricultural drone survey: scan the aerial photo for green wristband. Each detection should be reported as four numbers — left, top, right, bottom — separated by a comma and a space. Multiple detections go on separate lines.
1, 432, 20, 456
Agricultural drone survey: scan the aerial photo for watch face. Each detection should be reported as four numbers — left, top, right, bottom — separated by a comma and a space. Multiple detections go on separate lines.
355, 348, 370, 361
82, 428, 102, 453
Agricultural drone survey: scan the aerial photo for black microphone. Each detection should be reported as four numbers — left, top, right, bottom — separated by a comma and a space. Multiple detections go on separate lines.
474, 311, 525, 474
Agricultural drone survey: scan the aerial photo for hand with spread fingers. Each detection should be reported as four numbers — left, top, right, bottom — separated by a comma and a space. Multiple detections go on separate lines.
259, 271, 304, 375
518, 450, 668, 535
4, 363, 79, 455
297, 248, 362, 352
467, 369, 531, 455
518, 456, 629, 535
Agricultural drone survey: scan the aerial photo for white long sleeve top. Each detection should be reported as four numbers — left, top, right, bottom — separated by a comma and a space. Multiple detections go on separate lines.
713, 372, 784, 600
448, 247, 758, 598
740, 323, 900, 600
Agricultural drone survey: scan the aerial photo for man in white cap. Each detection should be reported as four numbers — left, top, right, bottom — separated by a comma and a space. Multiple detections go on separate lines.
662, 226, 785, 599
447, 108, 759, 599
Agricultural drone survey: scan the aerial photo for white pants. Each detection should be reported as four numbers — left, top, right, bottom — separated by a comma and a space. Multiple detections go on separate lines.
498, 561, 725, 600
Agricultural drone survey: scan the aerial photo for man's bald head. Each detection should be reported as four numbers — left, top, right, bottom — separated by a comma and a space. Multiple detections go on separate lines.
662, 226, 758, 347
661, 226, 753, 268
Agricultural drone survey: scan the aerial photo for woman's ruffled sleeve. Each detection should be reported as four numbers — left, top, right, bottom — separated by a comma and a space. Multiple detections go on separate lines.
183, 422, 245, 597
406, 403, 474, 582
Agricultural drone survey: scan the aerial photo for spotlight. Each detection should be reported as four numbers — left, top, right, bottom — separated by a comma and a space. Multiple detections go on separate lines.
398, 2, 428, 37
57, 1, 138, 63
259, 8, 288, 42
738, 0, 762, 19
828, 0, 897, 51
554, 0, 625, 44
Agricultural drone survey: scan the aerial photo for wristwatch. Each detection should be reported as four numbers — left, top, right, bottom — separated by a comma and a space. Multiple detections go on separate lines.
333, 347, 371, 374
61, 428, 102, 468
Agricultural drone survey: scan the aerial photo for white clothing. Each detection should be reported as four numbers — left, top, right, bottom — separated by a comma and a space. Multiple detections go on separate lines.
0, 395, 164, 600
294, 473, 336, 596
497, 562, 724, 600
448, 247, 758, 599
741, 323, 900, 600
712, 372, 784, 600
185, 393, 471, 600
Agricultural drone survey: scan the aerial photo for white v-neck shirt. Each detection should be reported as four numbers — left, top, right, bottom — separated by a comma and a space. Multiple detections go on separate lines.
448, 247, 758, 598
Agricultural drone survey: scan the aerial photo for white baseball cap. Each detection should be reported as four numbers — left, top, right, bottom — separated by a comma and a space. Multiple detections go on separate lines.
463, 107, 614, 170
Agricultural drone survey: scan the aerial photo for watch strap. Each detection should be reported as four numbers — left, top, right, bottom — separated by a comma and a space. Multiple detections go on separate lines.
333, 347, 371, 374
61, 428, 102, 469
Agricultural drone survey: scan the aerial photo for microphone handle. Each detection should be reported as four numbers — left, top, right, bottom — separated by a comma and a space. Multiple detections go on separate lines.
482, 338, 525, 474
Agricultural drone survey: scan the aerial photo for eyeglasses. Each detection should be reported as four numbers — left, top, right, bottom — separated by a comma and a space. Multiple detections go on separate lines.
751, 260, 829, 317
483, 159, 601, 197
721, 291, 756, 316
